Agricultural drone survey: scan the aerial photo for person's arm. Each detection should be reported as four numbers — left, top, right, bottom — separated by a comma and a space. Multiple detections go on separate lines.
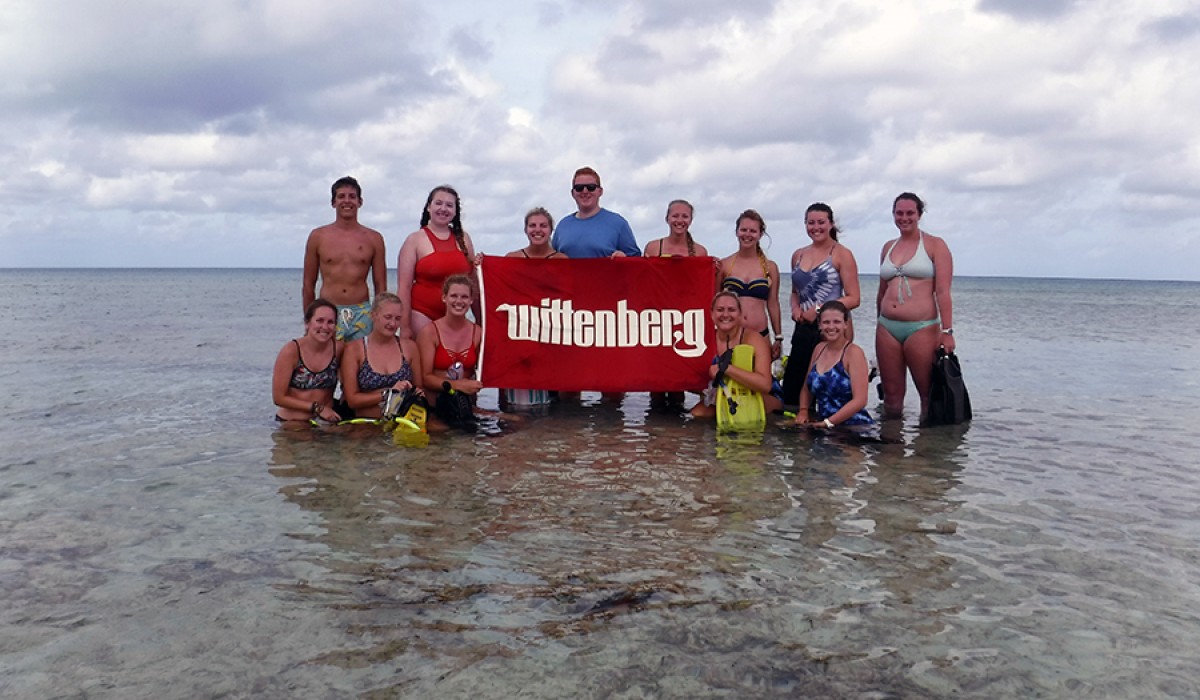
794, 341, 823, 425
795, 380, 812, 425
272, 342, 300, 410
370, 230, 387, 296
615, 217, 641, 257
931, 235, 956, 353
767, 262, 783, 358
416, 324, 439, 393
713, 257, 726, 293
302, 231, 320, 311
395, 233, 418, 340
464, 233, 483, 321
788, 249, 804, 322
875, 242, 890, 316
835, 246, 861, 311
722, 333, 774, 395
816, 344, 870, 427
402, 339, 425, 393
338, 340, 379, 410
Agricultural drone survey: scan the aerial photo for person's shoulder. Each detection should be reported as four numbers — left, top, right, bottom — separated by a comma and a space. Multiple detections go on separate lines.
554, 213, 581, 233
923, 230, 950, 249
505, 250, 524, 258
308, 223, 335, 240
600, 208, 631, 224
400, 227, 429, 246
416, 321, 438, 341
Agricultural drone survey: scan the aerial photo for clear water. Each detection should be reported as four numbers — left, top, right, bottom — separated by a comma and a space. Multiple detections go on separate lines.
1, 269, 1198, 698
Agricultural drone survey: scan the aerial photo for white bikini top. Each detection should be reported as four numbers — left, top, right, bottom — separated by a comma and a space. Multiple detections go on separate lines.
879, 232, 934, 304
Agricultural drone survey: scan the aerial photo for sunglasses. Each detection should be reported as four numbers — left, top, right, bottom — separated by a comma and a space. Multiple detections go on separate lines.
573, 183, 599, 193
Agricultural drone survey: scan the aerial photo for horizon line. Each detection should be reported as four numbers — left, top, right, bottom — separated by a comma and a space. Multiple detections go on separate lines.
0, 266, 1196, 284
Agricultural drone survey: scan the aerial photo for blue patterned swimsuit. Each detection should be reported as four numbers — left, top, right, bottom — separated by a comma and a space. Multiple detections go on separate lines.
807, 345, 874, 426
791, 249, 844, 311
356, 337, 413, 391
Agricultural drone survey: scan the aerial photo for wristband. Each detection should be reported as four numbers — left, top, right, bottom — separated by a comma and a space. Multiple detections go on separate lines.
311, 402, 322, 416
823, 418, 834, 429
942, 328, 954, 335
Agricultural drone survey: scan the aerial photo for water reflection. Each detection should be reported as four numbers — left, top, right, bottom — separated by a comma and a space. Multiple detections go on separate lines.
265, 404, 976, 694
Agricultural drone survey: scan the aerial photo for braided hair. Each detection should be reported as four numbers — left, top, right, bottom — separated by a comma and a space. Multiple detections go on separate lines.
420, 185, 472, 267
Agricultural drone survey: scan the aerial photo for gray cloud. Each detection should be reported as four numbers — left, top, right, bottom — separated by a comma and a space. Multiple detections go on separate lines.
1143, 14, 1200, 43
976, 0, 1078, 20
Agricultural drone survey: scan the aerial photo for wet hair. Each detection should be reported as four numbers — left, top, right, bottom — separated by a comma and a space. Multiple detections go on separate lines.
711, 289, 743, 311
442, 273, 475, 297
304, 298, 338, 322
420, 185, 472, 267
666, 199, 697, 256
371, 292, 403, 314
805, 202, 840, 242
736, 209, 771, 278
817, 299, 850, 323
330, 176, 361, 203
524, 207, 555, 230
573, 166, 602, 187
893, 192, 925, 215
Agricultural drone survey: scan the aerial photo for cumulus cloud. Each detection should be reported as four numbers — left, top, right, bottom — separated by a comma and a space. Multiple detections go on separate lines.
1, 0, 1198, 280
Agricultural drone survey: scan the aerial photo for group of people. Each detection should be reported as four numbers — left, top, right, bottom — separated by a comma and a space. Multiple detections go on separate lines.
274, 168, 956, 433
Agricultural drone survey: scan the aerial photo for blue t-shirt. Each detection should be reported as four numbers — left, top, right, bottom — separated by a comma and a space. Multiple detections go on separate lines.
551, 208, 641, 259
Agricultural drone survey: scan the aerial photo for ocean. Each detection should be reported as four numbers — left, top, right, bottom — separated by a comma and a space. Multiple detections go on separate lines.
1, 269, 1198, 698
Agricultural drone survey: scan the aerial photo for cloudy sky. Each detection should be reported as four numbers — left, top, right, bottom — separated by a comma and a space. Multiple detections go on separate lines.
2, 0, 1197, 280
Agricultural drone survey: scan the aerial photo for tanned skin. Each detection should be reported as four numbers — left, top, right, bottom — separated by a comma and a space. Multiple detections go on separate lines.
302, 183, 386, 310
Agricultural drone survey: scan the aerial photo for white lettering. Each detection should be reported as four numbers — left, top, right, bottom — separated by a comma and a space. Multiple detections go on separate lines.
495, 298, 707, 358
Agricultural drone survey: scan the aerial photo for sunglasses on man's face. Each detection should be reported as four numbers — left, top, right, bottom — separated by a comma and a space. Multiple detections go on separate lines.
573, 183, 599, 193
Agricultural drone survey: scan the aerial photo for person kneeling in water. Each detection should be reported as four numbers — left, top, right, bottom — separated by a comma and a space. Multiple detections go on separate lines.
690, 291, 782, 419
417, 274, 482, 430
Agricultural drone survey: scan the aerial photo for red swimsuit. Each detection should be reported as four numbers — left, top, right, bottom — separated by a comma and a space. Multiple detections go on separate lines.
411, 227, 472, 320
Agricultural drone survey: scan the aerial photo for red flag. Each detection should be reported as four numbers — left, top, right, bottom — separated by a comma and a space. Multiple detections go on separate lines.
479, 256, 717, 392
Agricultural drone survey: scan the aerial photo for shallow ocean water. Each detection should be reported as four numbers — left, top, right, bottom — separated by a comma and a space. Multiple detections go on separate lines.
1, 269, 1199, 698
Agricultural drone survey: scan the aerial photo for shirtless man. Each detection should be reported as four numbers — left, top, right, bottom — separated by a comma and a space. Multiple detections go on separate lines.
302, 176, 387, 342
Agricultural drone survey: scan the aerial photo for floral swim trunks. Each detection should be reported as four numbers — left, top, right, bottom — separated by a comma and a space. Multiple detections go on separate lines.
336, 301, 372, 342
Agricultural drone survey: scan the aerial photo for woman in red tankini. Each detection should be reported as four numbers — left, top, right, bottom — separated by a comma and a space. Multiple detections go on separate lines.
396, 185, 477, 339
417, 274, 483, 429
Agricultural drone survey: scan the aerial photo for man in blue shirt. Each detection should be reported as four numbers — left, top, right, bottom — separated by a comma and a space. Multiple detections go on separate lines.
551, 167, 641, 258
